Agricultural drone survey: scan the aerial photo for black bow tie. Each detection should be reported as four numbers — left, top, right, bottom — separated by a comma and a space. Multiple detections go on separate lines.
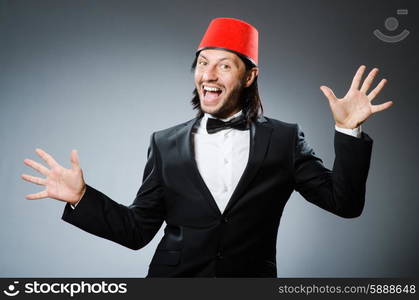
206, 115, 249, 134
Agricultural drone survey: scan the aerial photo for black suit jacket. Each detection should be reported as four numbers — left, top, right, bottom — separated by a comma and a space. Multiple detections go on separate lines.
62, 116, 373, 277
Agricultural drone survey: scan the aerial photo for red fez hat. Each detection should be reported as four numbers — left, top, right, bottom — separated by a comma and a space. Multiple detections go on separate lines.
197, 18, 259, 66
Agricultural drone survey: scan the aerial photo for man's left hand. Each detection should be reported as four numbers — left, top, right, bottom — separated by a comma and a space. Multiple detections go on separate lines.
320, 65, 393, 129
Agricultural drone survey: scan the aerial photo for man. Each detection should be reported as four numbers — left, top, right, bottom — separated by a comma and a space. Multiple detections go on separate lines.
21, 18, 393, 277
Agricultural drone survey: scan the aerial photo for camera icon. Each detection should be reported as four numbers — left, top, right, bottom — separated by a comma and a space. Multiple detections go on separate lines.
3, 281, 20, 297
373, 9, 410, 43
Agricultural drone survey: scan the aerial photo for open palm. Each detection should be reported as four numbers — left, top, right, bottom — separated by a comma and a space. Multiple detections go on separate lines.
320, 65, 393, 129
21, 148, 86, 204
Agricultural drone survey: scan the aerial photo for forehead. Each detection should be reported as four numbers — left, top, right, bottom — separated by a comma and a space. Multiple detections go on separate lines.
198, 49, 242, 63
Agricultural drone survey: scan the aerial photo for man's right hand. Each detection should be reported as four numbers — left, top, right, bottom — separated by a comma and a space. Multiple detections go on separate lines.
21, 148, 86, 205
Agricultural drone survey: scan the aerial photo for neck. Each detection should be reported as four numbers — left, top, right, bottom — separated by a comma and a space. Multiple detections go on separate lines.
210, 108, 242, 120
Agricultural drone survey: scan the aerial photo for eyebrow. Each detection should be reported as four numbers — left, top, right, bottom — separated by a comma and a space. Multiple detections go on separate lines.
198, 54, 239, 67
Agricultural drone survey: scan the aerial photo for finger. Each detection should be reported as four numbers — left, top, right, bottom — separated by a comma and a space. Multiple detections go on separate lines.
23, 158, 50, 176
320, 86, 338, 104
35, 148, 60, 169
21, 174, 46, 186
367, 79, 387, 101
25, 190, 49, 200
70, 149, 80, 170
371, 101, 393, 113
350, 65, 366, 91
360, 68, 379, 94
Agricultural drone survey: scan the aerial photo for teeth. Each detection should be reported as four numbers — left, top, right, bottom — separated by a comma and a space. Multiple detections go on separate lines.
203, 86, 221, 92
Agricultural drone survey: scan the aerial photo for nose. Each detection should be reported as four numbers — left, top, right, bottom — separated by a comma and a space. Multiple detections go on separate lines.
202, 65, 218, 81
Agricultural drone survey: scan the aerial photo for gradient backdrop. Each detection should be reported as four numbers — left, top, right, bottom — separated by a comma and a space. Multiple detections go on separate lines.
1, 0, 418, 277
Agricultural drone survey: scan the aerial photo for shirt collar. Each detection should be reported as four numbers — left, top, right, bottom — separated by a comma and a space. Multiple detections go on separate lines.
205, 110, 243, 122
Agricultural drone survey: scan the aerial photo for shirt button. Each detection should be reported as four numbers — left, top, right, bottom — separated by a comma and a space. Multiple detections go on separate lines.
222, 217, 228, 223
216, 252, 223, 259
224, 158, 229, 164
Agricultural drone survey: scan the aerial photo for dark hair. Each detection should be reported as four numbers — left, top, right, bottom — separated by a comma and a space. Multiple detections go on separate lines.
190, 48, 263, 122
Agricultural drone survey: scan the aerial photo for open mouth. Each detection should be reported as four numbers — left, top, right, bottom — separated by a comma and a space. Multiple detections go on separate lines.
202, 85, 222, 105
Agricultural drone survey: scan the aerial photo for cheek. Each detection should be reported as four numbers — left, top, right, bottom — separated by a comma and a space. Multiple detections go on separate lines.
223, 71, 242, 89
224, 78, 240, 92
194, 70, 201, 82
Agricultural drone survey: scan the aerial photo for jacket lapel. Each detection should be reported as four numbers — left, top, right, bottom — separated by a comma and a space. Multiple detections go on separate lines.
223, 116, 272, 214
176, 117, 222, 216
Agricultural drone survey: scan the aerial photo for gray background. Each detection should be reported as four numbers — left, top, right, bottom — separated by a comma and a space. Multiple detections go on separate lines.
1, 0, 418, 277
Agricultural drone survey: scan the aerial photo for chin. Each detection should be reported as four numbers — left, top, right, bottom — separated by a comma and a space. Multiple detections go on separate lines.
199, 97, 237, 118
200, 100, 222, 115
201, 106, 219, 116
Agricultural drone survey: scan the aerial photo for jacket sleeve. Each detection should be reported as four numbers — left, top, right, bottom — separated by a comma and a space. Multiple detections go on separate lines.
293, 125, 373, 218
61, 133, 166, 249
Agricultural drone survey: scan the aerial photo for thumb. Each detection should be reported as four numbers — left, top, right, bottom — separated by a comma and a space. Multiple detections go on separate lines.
320, 85, 337, 104
70, 149, 80, 170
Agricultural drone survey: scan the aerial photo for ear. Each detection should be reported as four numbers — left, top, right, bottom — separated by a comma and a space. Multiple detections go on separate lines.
244, 67, 259, 87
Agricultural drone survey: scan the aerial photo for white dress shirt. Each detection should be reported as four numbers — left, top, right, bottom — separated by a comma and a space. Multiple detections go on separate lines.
193, 111, 250, 213
71, 112, 360, 210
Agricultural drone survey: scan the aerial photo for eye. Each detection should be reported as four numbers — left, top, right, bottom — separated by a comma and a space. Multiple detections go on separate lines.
197, 60, 207, 66
220, 64, 231, 70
